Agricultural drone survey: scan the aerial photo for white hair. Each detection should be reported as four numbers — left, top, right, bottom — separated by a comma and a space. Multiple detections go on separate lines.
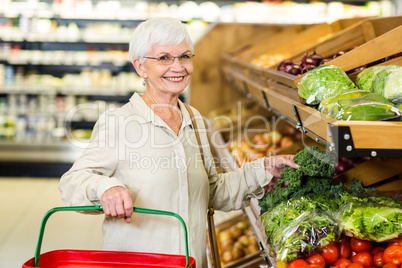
128, 17, 194, 64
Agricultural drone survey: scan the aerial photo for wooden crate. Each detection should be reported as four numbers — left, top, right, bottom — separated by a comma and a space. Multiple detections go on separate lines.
209, 115, 304, 173
293, 17, 402, 86
236, 25, 312, 63
248, 17, 368, 69
221, 17, 370, 105
266, 16, 402, 90
209, 212, 267, 268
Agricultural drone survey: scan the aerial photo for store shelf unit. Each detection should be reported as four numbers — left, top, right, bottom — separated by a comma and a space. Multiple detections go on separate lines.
218, 16, 402, 159
0, 13, 145, 177
191, 17, 402, 267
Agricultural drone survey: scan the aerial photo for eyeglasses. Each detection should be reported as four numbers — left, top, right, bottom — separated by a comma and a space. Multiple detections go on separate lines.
144, 53, 195, 65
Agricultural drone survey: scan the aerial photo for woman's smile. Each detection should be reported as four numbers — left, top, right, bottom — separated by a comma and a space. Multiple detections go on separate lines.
164, 76, 185, 82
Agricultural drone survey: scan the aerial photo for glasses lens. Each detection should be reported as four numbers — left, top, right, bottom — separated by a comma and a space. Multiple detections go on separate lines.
158, 54, 174, 65
179, 54, 193, 64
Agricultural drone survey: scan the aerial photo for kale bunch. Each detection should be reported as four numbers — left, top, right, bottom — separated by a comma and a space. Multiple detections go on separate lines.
293, 146, 336, 178
259, 146, 340, 214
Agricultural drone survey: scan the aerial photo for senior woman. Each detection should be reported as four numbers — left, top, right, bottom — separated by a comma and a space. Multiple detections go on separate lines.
59, 17, 299, 267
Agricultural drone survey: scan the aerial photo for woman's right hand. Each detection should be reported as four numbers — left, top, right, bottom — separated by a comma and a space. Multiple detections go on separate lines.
101, 186, 133, 223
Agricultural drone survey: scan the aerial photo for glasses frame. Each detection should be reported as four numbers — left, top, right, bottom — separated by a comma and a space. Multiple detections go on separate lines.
144, 53, 195, 65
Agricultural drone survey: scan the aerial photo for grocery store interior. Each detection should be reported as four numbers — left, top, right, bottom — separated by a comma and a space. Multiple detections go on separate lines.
1, 0, 402, 267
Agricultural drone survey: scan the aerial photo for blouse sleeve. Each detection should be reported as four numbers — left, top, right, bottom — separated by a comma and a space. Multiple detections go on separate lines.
59, 112, 126, 206
191, 108, 274, 212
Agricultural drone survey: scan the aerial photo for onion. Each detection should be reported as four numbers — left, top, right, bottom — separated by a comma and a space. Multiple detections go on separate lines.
333, 51, 345, 59
319, 59, 331, 66
285, 64, 302, 75
302, 64, 316, 73
309, 54, 324, 66
277, 59, 293, 71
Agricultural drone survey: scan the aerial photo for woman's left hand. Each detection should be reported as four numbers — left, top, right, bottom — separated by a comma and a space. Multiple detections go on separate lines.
264, 154, 299, 177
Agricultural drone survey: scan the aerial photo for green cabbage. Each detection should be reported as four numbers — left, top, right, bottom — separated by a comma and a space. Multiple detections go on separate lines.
355, 66, 387, 92
372, 65, 401, 96
382, 67, 402, 106
298, 65, 356, 105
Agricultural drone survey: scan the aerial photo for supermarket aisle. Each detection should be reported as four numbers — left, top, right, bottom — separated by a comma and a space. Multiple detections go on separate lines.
0, 177, 103, 267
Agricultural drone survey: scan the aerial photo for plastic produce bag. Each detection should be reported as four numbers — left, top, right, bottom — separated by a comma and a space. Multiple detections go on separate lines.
381, 67, 402, 106
372, 65, 401, 97
318, 90, 370, 115
336, 201, 402, 242
334, 101, 400, 121
298, 65, 356, 105
260, 194, 339, 252
325, 93, 395, 118
355, 66, 386, 92
268, 209, 341, 263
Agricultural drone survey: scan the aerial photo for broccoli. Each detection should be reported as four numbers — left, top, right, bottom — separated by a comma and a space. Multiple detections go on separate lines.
259, 146, 338, 214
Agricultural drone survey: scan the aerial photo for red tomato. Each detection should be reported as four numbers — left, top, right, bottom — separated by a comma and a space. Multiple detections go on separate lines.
352, 251, 374, 267
305, 253, 326, 267
388, 238, 402, 247
287, 259, 309, 268
333, 258, 353, 268
320, 243, 340, 264
306, 265, 325, 268
383, 263, 398, 268
383, 245, 402, 266
346, 263, 365, 268
372, 247, 386, 255
339, 238, 352, 259
373, 250, 384, 267
350, 238, 373, 253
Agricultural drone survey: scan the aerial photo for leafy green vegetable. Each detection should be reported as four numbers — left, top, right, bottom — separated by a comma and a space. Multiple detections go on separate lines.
372, 65, 400, 96
356, 66, 387, 92
298, 65, 356, 105
319, 90, 370, 115
258, 146, 337, 214
337, 201, 402, 242
293, 146, 336, 178
326, 93, 395, 118
382, 67, 402, 106
261, 193, 339, 247
335, 180, 401, 209
271, 210, 341, 263
334, 101, 398, 121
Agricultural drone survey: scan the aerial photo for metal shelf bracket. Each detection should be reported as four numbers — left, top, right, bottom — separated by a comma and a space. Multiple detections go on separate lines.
292, 104, 307, 134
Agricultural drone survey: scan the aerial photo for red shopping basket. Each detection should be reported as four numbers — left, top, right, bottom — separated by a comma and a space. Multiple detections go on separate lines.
22, 205, 196, 268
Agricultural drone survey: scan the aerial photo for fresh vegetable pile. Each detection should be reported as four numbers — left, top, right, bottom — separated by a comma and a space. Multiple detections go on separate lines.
283, 236, 402, 268
258, 146, 402, 267
259, 145, 339, 213
297, 64, 402, 121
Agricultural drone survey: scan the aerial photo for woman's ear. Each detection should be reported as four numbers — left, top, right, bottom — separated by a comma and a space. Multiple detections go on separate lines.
133, 59, 147, 78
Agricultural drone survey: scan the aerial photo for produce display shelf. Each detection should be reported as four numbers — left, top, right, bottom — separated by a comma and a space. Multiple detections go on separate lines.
220, 17, 368, 92
221, 59, 402, 159
266, 16, 402, 88
294, 22, 402, 86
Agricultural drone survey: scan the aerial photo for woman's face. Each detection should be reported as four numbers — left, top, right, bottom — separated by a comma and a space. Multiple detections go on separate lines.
141, 40, 194, 96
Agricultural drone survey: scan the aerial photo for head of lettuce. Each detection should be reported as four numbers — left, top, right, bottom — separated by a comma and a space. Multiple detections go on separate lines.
298, 65, 357, 105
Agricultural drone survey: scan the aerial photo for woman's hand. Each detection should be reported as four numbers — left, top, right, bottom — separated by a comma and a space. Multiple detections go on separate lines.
264, 154, 299, 178
101, 186, 133, 223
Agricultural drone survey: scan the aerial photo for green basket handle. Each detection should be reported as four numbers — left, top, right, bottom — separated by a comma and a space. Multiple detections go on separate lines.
34, 205, 190, 268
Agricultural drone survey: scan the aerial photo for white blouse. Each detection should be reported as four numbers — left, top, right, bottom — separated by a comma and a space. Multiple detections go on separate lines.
59, 92, 273, 268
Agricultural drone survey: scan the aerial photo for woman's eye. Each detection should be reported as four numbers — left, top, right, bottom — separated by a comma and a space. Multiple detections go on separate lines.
159, 55, 170, 61
181, 54, 191, 59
